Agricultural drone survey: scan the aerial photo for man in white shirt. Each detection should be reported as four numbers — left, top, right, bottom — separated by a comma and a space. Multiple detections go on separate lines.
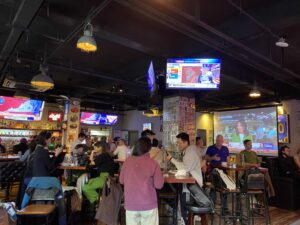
113, 139, 128, 161
71, 133, 86, 154
166, 132, 203, 224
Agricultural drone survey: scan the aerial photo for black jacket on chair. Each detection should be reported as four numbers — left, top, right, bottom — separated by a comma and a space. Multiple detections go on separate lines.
32, 145, 57, 177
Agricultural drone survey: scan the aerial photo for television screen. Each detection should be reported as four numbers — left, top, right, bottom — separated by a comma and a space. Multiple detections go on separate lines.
80, 112, 118, 125
214, 107, 278, 156
166, 58, 221, 89
63, 101, 69, 122
48, 111, 63, 122
147, 61, 156, 96
143, 123, 152, 131
0, 96, 44, 121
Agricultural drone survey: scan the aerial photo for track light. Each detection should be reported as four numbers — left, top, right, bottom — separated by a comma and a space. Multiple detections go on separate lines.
275, 37, 289, 48
77, 23, 97, 52
31, 65, 54, 90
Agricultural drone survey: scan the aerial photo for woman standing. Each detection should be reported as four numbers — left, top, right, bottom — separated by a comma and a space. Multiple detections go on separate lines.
120, 137, 164, 225
32, 131, 62, 177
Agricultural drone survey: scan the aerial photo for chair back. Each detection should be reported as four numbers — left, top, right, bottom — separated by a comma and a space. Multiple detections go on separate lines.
188, 184, 214, 211
245, 167, 265, 190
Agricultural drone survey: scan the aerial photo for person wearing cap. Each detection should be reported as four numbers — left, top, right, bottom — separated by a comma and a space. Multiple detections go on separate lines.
13, 138, 28, 155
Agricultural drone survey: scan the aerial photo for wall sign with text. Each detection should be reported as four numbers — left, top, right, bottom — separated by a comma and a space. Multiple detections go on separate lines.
48, 111, 63, 122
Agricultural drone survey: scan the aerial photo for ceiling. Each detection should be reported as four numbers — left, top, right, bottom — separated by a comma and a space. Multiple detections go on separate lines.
1, 0, 300, 113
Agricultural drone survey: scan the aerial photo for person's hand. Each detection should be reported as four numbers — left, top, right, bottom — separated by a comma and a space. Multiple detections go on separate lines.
212, 155, 221, 161
166, 152, 172, 161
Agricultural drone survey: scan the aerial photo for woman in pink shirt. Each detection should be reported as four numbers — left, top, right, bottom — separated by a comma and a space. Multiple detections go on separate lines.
120, 137, 164, 225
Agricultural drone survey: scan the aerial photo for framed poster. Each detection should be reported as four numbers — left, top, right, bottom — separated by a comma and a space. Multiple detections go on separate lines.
278, 114, 290, 143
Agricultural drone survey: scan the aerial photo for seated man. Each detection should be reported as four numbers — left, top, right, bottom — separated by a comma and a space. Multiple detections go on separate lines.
240, 139, 275, 198
166, 132, 203, 224
278, 145, 300, 179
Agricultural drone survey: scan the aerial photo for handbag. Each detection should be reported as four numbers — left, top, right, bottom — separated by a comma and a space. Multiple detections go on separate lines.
214, 168, 236, 190
95, 177, 123, 225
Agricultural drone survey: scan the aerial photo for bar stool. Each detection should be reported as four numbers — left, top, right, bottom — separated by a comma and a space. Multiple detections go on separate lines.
158, 191, 178, 225
186, 184, 215, 225
243, 169, 270, 225
212, 169, 242, 225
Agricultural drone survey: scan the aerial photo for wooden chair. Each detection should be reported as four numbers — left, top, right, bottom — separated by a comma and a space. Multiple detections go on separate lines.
16, 187, 58, 225
17, 204, 55, 225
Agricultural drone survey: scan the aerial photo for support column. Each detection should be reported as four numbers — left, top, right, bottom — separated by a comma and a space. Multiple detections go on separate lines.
65, 99, 81, 153
162, 96, 196, 151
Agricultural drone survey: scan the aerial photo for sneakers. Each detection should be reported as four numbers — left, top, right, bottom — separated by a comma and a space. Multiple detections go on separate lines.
194, 215, 201, 222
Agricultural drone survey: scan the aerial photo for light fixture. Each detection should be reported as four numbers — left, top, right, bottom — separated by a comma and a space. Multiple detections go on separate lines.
31, 65, 54, 90
275, 37, 289, 48
249, 88, 261, 98
14, 91, 30, 99
143, 108, 162, 117
77, 22, 97, 53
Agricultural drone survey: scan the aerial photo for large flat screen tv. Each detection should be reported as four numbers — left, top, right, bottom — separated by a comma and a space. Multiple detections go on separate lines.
147, 61, 157, 97
80, 112, 118, 125
166, 58, 221, 89
0, 96, 44, 121
214, 107, 278, 156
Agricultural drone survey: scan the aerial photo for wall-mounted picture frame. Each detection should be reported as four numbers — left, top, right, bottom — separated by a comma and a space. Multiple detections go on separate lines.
278, 114, 290, 144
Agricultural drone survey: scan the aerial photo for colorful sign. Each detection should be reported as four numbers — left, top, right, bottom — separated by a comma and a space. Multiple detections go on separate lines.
143, 123, 152, 131
278, 114, 289, 143
48, 111, 63, 122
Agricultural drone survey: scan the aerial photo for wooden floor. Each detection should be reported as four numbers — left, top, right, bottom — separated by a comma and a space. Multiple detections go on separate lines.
2, 186, 300, 225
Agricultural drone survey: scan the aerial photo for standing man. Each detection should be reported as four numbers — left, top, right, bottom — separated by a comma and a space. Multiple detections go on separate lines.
166, 132, 203, 224
71, 132, 86, 154
205, 134, 229, 211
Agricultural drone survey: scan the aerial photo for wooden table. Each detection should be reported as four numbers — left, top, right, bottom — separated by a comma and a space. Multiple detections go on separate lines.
164, 174, 196, 184
58, 165, 87, 171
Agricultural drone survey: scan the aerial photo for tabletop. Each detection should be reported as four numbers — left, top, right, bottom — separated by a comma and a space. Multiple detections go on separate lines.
58, 165, 87, 170
164, 174, 196, 184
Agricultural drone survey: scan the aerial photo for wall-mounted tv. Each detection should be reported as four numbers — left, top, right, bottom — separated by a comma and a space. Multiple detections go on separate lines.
147, 61, 157, 97
80, 112, 118, 125
0, 96, 44, 121
166, 58, 221, 89
214, 107, 278, 156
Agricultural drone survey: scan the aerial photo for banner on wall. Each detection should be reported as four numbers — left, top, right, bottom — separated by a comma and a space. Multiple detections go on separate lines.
278, 114, 289, 143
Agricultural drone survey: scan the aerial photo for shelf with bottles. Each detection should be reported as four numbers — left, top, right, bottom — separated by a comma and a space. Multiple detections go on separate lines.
0, 119, 62, 130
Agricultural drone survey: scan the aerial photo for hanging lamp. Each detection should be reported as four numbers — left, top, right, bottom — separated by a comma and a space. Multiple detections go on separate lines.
77, 23, 97, 52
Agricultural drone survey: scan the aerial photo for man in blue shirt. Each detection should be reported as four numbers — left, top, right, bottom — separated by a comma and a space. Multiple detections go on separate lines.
205, 134, 229, 212
206, 134, 229, 168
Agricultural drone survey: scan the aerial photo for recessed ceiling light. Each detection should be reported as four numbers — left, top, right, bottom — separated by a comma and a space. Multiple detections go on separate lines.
249, 88, 261, 98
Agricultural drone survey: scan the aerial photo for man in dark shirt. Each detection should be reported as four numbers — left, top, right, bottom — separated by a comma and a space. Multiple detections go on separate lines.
13, 138, 28, 155
205, 134, 229, 211
278, 145, 300, 179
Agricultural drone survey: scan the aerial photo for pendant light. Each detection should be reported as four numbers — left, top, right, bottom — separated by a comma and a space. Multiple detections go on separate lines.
275, 37, 289, 48
14, 91, 30, 99
77, 22, 97, 53
31, 65, 54, 90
